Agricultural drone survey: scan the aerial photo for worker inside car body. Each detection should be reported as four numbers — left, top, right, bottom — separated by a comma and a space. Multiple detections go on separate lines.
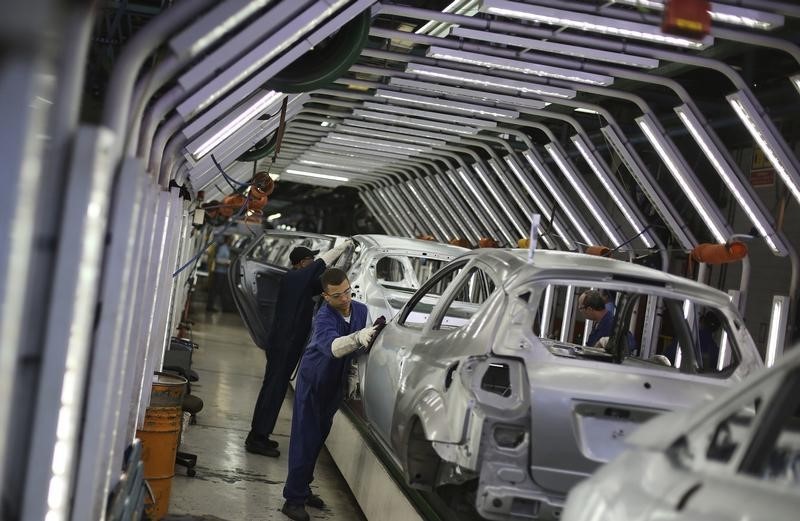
245, 240, 352, 458
578, 289, 636, 353
281, 268, 378, 521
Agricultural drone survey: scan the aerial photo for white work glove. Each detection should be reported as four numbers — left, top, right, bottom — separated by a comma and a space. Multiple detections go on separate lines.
331, 325, 378, 358
319, 238, 354, 265
594, 337, 610, 349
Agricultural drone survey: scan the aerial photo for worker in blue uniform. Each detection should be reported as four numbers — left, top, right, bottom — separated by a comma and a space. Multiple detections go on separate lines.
579, 289, 614, 347
245, 240, 351, 457
281, 268, 378, 521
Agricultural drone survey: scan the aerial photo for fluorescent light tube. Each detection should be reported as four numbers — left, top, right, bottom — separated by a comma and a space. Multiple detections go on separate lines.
611, 0, 784, 31
544, 143, 624, 247
406, 62, 577, 99
285, 168, 349, 182
341, 118, 464, 142
457, 168, 514, 244
674, 104, 786, 256
600, 125, 696, 250
426, 46, 614, 86
487, 159, 557, 249
509, 154, 581, 248
362, 100, 498, 127
792, 74, 800, 95
324, 133, 433, 153
375, 88, 519, 118
451, 27, 659, 69
191, 90, 282, 159
415, 0, 479, 36
727, 91, 800, 207
571, 134, 654, 248
765, 295, 789, 367
337, 123, 448, 147
352, 108, 480, 134
635, 114, 727, 243
540, 285, 554, 336
297, 159, 372, 173
480, 0, 712, 49
267, 213, 282, 221
472, 164, 527, 238
388, 77, 549, 109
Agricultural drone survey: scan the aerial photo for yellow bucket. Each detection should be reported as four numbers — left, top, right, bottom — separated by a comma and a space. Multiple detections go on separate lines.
137, 373, 187, 520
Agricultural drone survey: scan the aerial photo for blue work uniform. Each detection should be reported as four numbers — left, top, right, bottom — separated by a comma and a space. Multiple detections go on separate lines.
250, 259, 326, 437
587, 310, 614, 347
283, 300, 368, 505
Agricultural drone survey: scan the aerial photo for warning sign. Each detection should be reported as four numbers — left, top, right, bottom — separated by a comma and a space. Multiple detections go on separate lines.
750, 148, 775, 187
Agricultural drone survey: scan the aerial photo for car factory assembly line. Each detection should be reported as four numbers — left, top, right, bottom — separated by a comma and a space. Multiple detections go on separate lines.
2, 1, 800, 521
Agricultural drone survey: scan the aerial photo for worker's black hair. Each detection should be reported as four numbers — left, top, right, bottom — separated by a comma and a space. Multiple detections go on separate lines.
320, 267, 348, 292
581, 290, 606, 311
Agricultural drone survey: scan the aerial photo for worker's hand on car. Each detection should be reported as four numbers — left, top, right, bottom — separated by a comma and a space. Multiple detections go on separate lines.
343, 238, 355, 248
355, 325, 379, 347
595, 337, 610, 349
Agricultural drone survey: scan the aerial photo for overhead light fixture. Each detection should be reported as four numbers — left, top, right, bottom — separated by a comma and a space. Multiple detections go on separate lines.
405, 62, 577, 99
457, 168, 515, 245
479, 0, 712, 49
544, 144, 624, 247
635, 114, 727, 243
313, 141, 414, 159
559, 285, 576, 343
570, 134, 654, 248
472, 164, 527, 238
451, 27, 659, 69
352, 108, 480, 134
284, 168, 349, 182
791, 74, 800, 95
415, 0, 479, 36
267, 212, 282, 221
389, 77, 549, 109
765, 295, 789, 367
487, 159, 557, 249
297, 159, 372, 173
574, 107, 600, 115
362, 100, 498, 127
727, 91, 800, 207
674, 104, 786, 256
507, 154, 581, 249
341, 118, 464, 142
324, 133, 432, 153
610, 0, 784, 31
191, 90, 282, 160
178, 0, 350, 117
337, 123, 448, 147
426, 46, 614, 86
600, 125, 696, 250
375, 88, 519, 118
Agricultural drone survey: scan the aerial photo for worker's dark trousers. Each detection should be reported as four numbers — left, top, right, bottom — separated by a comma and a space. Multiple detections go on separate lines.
250, 337, 305, 436
283, 371, 343, 504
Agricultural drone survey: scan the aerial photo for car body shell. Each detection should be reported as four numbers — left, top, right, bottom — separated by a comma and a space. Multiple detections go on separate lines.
562, 346, 800, 521
360, 248, 763, 520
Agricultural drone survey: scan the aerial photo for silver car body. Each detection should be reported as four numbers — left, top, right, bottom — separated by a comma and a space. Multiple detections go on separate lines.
360, 249, 763, 520
228, 231, 466, 350
562, 346, 800, 521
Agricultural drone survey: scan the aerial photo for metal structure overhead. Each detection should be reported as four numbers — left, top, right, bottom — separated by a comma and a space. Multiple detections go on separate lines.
83, 0, 796, 260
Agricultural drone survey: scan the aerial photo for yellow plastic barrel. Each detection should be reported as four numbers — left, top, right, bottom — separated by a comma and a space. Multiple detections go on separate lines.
136, 372, 187, 520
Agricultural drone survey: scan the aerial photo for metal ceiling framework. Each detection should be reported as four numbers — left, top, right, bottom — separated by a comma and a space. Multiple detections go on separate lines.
1, 2, 800, 518
132, 0, 796, 262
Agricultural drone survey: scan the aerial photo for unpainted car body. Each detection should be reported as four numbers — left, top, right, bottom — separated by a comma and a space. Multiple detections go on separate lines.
562, 345, 800, 521
228, 231, 466, 350
360, 249, 763, 520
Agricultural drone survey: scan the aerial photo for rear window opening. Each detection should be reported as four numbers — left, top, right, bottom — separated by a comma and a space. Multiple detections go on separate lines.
531, 284, 744, 378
